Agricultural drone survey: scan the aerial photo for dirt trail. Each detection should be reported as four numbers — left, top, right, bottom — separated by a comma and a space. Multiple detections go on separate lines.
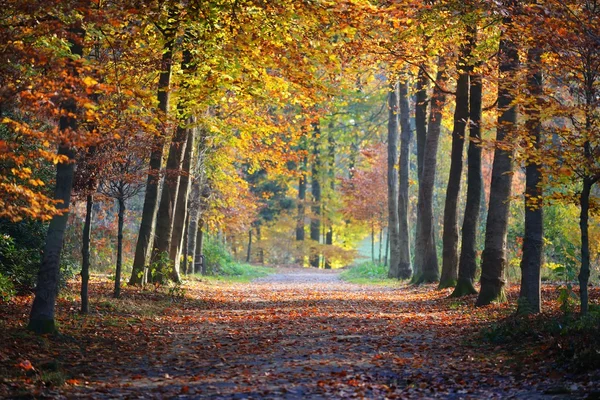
67, 268, 572, 399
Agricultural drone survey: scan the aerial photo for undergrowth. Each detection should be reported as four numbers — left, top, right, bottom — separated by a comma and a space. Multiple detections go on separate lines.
339, 262, 400, 285
194, 263, 274, 283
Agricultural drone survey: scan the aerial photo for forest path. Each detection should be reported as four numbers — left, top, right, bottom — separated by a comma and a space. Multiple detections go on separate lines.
67, 268, 570, 399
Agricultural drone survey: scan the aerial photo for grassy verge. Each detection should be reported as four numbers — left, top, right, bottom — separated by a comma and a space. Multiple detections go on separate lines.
340, 262, 402, 285
194, 263, 275, 283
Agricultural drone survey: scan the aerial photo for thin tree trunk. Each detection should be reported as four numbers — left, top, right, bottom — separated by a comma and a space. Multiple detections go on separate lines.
114, 197, 125, 298
440, 44, 471, 289
130, 35, 175, 286
310, 124, 321, 268
182, 212, 190, 275
398, 78, 413, 279
29, 27, 83, 334
579, 178, 592, 315
387, 81, 401, 278
384, 227, 390, 267
169, 124, 196, 276
195, 221, 205, 274
378, 228, 383, 265
517, 47, 543, 314
414, 58, 448, 284
453, 41, 482, 298
371, 223, 375, 263
81, 194, 93, 313
324, 128, 335, 270
246, 229, 252, 263
476, 32, 519, 306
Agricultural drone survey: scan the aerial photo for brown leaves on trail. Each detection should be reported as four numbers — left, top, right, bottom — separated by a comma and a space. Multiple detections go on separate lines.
1, 270, 599, 398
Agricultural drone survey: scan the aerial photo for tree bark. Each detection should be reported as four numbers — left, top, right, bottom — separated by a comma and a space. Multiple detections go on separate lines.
398, 78, 413, 279
81, 194, 93, 313
324, 127, 335, 270
246, 229, 252, 263
413, 67, 429, 280
517, 47, 543, 314
114, 197, 125, 298
194, 221, 205, 275
476, 33, 519, 306
169, 124, 196, 276
579, 178, 592, 315
387, 81, 401, 278
414, 58, 448, 284
440, 45, 471, 289
310, 124, 321, 268
130, 36, 175, 285
29, 26, 83, 334
452, 47, 482, 298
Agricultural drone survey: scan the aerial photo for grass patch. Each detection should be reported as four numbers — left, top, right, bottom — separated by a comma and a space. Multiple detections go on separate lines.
195, 263, 275, 283
340, 262, 401, 285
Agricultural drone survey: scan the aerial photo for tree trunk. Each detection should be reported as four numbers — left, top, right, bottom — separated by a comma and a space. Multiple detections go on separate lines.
169, 124, 196, 276
387, 81, 401, 278
476, 33, 519, 306
384, 228, 390, 266
324, 127, 335, 270
579, 178, 592, 315
414, 58, 448, 284
246, 229, 252, 263
371, 223, 375, 263
114, 197, 125, 299
378, 228, 383, 265
310, 124, 321, 268
194, 221, 205, 275
130, 36, 175, 286
398, 78, 413, 279
440, 45, 471, 289
413, 68, 429, 280
182, 212, 190, 275
517, 47, 543, 315
81, 194, 93, 313
29, 28, 83, 334
452, 40, 482, 298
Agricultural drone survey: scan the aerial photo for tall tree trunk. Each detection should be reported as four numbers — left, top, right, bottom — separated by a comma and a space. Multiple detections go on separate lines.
371, 223, 375, 263
476, 32, 519, 306
130, 35, 175, 286
579, 178, 593, 315
169, 124, 196, 276
81, 194, 93, 313
28, 27, 84, 334
452, 43, 482, 298
310, 124, 322, 268
398, 78, 413, 279
387, 81, 401, 278
414, 59, 448, 284
324, 127, 335, 270
246, 229, 252, 263
413, 68, 429, 280
518, 47, 544, 314
114, 197, 125, 299
440, 44, 471, 289
378, 228, 383, 265
384, 228, 390, 267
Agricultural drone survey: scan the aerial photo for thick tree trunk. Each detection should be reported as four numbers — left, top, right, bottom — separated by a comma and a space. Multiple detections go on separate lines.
579, 178, 592, 315
517, 47, 543, 315
387, 82, 401, 278
413, 68, 429, 280
114, 198, 125, 299
440, 46, 471, 289
452, 52, 482, 298
310, 124, 321, 268
414, 59, 448, 284
398, 78, 412, 279
476, 34, 519, 306
169, 125, 196, 276
81, 194, 93, 313
29, 29, 83, 333
130, 37, 174, 285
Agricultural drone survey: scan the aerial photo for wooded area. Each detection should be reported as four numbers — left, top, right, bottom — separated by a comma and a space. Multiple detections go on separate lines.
1, 0, 600, 397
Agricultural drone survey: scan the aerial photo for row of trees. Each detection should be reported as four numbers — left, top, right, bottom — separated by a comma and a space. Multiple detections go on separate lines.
0, 0, 598, 334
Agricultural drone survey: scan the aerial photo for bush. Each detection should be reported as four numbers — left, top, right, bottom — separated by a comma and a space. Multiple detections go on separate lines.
203, 236, 234, 275
0, 219, 45, 291
0, 272, 15, 301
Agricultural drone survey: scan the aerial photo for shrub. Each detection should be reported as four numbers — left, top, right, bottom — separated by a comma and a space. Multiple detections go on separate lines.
203, 236, 234, 275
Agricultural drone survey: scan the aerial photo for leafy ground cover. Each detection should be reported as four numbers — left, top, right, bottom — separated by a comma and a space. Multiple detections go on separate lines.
1, 268, 599, 399
340, 262, 403, 285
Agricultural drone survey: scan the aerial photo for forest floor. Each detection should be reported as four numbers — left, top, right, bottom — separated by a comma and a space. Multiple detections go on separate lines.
1, 267, 600, 399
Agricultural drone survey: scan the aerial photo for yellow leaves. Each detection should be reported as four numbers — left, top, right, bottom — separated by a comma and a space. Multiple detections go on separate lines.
83, 76, 99, 87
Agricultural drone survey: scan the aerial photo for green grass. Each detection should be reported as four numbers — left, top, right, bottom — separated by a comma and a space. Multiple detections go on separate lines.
196, 263, 275, 283
340, 262, 401, 285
